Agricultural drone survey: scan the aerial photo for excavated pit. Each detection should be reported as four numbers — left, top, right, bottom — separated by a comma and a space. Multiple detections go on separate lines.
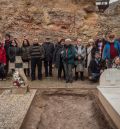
21, 89, 116, 129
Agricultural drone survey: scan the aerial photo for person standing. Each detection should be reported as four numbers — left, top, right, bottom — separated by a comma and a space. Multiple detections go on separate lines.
62, 39, 76, 83
95, 35, 106, 57
86, 39, 95, 68
4, 33, 12, 76
43, 37, 54, 77
0, 42, 6, 80
30, 38, 45, 81
53, 38, 65, 80
103, 34, 120, 68
21, 39, 30, 76
8, 39, 20, 63
75, 39, 86, 81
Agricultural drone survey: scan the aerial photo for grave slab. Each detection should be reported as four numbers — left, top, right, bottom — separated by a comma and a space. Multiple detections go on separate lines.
100, 68, 120, 87
98, 87, 120, 129
0, 90, 36, 129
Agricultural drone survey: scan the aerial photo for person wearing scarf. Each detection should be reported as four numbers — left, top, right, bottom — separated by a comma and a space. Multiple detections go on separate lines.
103, 34, 120, 68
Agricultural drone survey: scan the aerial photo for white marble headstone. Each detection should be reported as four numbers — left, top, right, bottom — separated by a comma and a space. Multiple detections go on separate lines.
99, 68, 120, 87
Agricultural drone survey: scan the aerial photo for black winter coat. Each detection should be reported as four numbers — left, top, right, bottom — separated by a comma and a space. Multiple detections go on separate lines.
42, 42, 54, 61
21, 46, 30, 62
88, 58, 105, 76
8, 46, 21, 62
53, 43, 64, 68
4, 40, 12, 60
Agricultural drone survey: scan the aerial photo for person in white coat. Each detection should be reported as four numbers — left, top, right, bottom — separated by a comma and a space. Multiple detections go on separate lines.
86, 39, 95, 68
75, 39, 86, 80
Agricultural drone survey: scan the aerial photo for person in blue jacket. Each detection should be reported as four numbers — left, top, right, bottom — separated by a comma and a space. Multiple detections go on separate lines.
102, 34, 120, 68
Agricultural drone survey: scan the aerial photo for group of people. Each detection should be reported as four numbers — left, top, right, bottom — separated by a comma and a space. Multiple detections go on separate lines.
0, 33, 120, 83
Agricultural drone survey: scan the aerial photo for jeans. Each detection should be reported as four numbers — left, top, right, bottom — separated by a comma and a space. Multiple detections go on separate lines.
31, 58, 42, 80
64, 63, 73, 82
44, 60, 52, 77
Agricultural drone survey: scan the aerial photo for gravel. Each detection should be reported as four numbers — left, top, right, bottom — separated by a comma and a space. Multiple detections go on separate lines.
0, 90, 36, 129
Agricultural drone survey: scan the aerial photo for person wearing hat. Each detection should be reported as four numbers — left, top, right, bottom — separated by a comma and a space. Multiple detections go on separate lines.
42, 37, 54, 77
88, 52, 104, 82
61, 38, 76, 83
102, 34, 120, 68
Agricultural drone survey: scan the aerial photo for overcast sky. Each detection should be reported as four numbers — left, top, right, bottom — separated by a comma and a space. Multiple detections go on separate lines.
110, 0, 118, 3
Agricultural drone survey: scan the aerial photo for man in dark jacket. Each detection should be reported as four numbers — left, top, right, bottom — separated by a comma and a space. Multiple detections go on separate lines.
42, 37, 54, 77
53, 39, 65, 80
4, 33, 12, 75
30, 38, 45, 81
88, 52, 104, 82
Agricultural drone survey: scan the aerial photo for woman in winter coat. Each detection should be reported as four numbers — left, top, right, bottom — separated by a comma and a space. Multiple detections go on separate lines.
86, 39, 95, 68
0, 42, 6, 80
53, 39, 65, 80
21, 39, 30, 76
8, 39, 20, 63
75, 39, 86, 81
8, 39, 21, 74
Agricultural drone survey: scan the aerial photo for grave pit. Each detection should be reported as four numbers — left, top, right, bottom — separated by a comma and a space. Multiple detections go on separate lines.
21, 89, 116, 129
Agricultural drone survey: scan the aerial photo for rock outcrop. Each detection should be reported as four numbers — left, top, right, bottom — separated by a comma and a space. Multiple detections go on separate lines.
100, 0, 120, 37
0, 0, 100, 43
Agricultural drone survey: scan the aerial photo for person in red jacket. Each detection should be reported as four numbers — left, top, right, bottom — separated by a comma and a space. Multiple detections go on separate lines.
0, 42, 6, 80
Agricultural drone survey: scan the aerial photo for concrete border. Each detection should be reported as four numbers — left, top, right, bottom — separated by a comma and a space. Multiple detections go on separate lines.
98, 87, 120, 129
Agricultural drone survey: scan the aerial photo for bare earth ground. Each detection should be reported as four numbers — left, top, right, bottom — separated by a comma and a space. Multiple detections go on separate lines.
21, 91, 114, 129
0, 77, 97, 89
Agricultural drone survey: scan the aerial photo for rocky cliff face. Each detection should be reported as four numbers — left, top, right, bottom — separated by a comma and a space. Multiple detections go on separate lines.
100, 0, 120, 37
0, 0, 101, 42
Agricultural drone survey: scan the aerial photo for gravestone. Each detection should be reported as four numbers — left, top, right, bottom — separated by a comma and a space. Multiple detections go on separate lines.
9, 56, 29, 70
9, 56, 29, 94
99, 68, 120, 87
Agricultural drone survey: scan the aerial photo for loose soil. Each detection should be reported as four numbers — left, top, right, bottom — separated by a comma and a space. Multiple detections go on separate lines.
21, 90, 115, 129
